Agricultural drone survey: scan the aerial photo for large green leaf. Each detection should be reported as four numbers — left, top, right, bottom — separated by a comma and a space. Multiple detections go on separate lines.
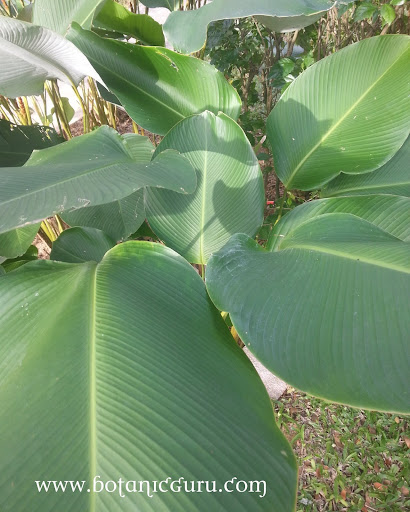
93, 0, 165, 46
50, 227, 115, 263
0, 17, 103, 98
0, 126, 196, 234
0, 119, 63, 167
206, 213, 410, 413
268, 194, 410, 250
322, 137, 410, 198
67, 24, 241, 135
267, 35, 410, 190
32, 0, 106, 35
0, 224, 40, 259
0, 241, 297, 511
163, 0, 335, 54
62, 134, 154, 241
146, 111, 264, 264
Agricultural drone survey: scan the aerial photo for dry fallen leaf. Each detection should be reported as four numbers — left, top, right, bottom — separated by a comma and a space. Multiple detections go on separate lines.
404, 436, 410, 449
333, 432, 344, 448
401, 486, 409, 496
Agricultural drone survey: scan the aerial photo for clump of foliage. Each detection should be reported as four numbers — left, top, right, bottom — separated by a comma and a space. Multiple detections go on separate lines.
0, 0, 409, 510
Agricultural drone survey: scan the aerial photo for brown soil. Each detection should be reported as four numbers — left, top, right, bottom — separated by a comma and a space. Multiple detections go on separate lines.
33, 234, 51, 260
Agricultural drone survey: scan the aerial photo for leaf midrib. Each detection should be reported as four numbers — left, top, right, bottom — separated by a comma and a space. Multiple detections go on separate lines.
326, 179, 410, 196
284, 243, 410, 274
199, 127, 209, 264
285, 46, 407, 189
89, 264, 97, 512
84, 48, 186, 122
0, 158, 136, 208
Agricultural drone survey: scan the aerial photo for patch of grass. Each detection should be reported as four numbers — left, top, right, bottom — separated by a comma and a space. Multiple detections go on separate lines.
273, 390, 409, 511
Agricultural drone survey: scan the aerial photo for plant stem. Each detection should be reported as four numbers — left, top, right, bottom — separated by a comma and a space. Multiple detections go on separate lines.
17, 97, 28, 125
40, 219, 57, 243
70, 80, 89, 133
88, 78, 108, 126
54, 215, 64, 235
22, 97, 32, 125
107, 103, 117, 130
48, 81, 72, 139
275, 188, 287, 225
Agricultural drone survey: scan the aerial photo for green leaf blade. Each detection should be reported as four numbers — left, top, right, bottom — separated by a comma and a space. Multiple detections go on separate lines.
267, 35, 410, 190
146, 111, 264, 264
206, 214, 410, 413
164, 0, 335, 54
322, 136, 410, 198
0, 242, 297, 511
0, 127, 196, 234
0, 224, 40, 259
0, 119, 63, 167
0, 17, 103, 98
93, 0, 165, 46
32, 0, 106, 35
67, 24, 241, 135
267, 194, 410, 251
62, 134, 154, 241
50, 227, 115, 263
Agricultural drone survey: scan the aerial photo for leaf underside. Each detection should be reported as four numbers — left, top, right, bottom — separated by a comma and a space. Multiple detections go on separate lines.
206, 213, 410, 413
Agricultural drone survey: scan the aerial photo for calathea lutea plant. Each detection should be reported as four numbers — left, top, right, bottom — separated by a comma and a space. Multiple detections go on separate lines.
0, 0, 409, 510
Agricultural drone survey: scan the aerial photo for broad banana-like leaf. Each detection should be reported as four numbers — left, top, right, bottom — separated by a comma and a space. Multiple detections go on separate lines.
94, 0, 165, 46
268, 194, 410, 250
0, 224, 40, 259
51, 227, 115, 263
32, 0, 106, 35
0, 242, 297, 511
0, 17, 103, 98
0, 126, 196, 234
267, 35, 410, 190
0, 119, 63, 167
322, 136, 410, 197
62, 134, 153, 241
68, 24, 241, 135
163, 0, 335, 54
206, 213, 410, 413
146, 111, 264, 264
